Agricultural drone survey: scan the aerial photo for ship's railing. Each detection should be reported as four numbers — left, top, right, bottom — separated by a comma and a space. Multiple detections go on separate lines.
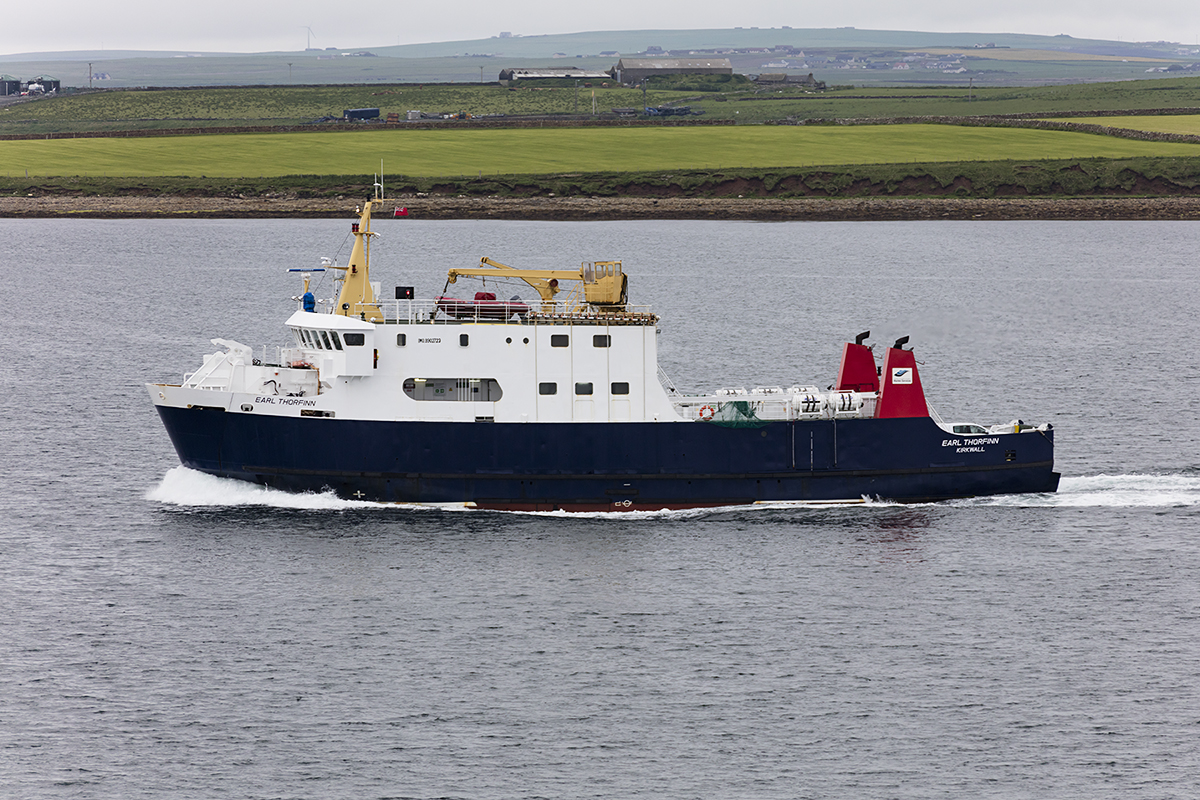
672, 387, 878, 422
368, 299, 657, 325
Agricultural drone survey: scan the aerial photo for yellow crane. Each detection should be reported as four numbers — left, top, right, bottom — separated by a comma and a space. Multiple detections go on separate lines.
447, 257, 628, 313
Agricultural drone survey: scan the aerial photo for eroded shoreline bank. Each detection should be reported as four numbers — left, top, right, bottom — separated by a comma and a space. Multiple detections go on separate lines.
3, 195, 1200, 221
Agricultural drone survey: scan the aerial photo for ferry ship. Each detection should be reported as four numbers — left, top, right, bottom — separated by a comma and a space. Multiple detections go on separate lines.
148, 195, 1060, 510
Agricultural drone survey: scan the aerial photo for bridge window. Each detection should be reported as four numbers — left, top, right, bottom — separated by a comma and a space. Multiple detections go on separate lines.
343, 333, 366, 346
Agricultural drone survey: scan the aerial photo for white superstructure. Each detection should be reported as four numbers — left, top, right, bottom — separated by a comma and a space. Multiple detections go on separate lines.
153, 193, 880, 428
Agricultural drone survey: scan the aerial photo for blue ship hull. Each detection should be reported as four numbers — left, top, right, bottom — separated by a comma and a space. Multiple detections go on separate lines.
156, 407, 1059, 510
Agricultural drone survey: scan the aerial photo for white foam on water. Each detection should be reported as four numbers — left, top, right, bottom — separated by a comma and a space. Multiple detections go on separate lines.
148, 467, 1199, 515
146, 468, 903, 518
948, 473, 1200, 509
146, 466, 391, 511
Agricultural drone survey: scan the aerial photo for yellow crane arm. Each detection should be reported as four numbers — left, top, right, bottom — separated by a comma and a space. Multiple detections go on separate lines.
446, 258, 585, 304
446, 257, 627, 309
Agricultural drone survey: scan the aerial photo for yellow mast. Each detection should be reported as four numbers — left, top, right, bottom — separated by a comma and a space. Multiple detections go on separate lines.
333, 199, 384, 322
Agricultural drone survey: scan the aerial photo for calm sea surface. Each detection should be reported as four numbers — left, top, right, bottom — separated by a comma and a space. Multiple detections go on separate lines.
2, 218, 1199, 799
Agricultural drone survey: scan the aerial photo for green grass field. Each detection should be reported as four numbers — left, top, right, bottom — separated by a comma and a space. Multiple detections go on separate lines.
698, 77, 1200, 123
0, 84, 669, 133
1067, 115, 1200, 135
5, 125, 1200, 178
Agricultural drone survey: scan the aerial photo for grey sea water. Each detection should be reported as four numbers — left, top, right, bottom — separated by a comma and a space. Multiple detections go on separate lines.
2, 218, 1199, 799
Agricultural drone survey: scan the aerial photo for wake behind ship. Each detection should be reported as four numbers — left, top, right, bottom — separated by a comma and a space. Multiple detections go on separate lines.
148, 194, 1059, 511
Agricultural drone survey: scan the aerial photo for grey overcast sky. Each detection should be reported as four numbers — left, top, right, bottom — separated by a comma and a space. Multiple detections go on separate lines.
1, 0, 1194, 55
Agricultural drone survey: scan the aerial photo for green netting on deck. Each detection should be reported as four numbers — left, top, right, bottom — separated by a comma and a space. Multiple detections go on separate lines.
709, 400, 770, 428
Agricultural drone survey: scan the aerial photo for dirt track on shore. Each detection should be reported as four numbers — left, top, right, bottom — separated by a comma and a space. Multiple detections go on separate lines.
4, 194, 1200, 221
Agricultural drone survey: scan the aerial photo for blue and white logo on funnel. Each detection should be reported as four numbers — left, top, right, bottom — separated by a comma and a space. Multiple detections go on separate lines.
892, 367, 913, 385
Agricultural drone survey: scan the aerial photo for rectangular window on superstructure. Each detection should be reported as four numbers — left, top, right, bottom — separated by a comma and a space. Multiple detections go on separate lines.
575, 382, 593, 395
343, 333, 366, 346
539, 382, 557, 395
319, 331, 333, 350
330, 331, 343, 350
460, 334, 469, 346
611, 382, 630, 395
593, 335, 611, 348
551, 334, 569, 347
403, 378, 504, 401
397, 333, 407, 347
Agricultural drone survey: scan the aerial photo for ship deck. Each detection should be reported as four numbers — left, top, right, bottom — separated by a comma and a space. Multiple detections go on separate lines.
369, 299, 658, 326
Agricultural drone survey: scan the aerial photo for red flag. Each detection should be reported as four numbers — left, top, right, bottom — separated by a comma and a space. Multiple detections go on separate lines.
394, 207, 409, 217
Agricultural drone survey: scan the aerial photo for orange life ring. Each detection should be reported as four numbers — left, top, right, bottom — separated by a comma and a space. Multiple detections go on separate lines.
699, 405, 715, 421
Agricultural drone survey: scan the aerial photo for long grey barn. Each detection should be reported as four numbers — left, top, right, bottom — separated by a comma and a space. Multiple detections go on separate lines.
612, 58, 733, 84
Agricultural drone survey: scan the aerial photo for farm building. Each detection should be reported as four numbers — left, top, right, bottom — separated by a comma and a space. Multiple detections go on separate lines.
498, 67, 610, 84
29, 75, 60, 92
1, 74, 19, 95
611, 58, 733, 84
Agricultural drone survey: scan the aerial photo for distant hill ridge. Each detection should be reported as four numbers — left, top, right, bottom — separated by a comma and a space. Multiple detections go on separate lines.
3, 27, 1185, 61
1, 28, 1191, 89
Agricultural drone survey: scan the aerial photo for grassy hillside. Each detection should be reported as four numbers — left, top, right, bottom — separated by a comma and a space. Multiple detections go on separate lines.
693, 77, 1200, 122
6, 157, 1200, 201
1066, 115, 1200, 134
0, 84, 670, 134
5, 72, 1199, 203
4, 77, 1199, 134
